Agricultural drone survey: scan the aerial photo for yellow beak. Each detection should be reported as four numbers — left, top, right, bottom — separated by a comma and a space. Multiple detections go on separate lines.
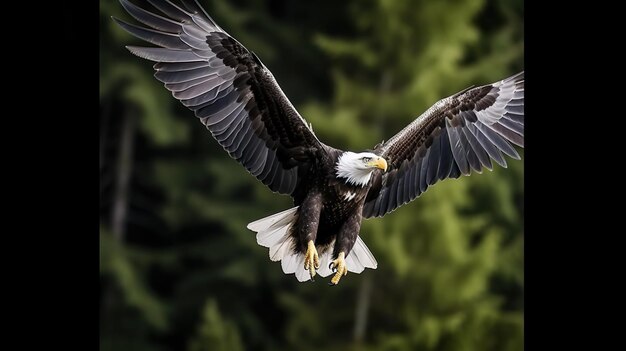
367, 157, 388, 172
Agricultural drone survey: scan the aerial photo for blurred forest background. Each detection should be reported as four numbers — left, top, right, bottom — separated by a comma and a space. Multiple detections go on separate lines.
100, 0, 524, 350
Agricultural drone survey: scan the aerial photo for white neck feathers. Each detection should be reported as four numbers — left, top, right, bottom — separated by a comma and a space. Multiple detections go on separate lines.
336, 152, 374, 187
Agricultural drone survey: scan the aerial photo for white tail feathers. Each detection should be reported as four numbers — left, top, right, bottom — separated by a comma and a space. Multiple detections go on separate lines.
247, 207, 299, 235
247, 207, 378, 282
314, 236, 378, 277
347, 235, 378, 273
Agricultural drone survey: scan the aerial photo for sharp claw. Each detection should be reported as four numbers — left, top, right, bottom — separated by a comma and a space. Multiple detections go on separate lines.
328, 252, 347, 285
328, 260, 338, 273
304, 240, 319, 279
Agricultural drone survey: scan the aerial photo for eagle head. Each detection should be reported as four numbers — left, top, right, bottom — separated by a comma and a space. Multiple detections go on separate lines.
336, 152, 388, 187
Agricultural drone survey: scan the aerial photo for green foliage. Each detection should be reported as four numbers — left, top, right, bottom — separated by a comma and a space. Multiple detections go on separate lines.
100, 230, 168, 331
100, 0, 523, 350
188, 299, 244, 351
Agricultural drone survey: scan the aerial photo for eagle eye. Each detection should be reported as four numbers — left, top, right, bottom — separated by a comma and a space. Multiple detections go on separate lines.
362, 157, 371, 162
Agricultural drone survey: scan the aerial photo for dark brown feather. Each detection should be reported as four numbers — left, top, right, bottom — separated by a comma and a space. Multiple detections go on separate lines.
363, 72, 524, 218
115, 0, 336, 200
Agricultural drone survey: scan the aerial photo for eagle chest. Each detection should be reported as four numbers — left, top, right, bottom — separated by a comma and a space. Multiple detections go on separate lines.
319, 184, 365, 226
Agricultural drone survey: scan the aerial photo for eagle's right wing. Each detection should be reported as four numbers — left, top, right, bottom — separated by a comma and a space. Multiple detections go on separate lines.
114, 0, 326, 196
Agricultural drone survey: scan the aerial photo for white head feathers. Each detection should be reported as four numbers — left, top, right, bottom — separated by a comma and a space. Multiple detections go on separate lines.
336, 152, 386, 187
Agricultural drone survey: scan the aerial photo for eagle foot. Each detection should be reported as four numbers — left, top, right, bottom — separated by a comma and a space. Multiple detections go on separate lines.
304, 240, 320, 280
328, 252, 348, 286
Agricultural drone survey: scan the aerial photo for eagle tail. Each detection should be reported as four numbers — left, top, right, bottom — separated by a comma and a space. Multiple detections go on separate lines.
247, 207, 310, 281
312, 236, 378, 277
247, 207, 378, 282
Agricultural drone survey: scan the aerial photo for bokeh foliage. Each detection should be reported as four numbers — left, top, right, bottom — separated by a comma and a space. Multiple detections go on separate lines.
100, 0, 523, 350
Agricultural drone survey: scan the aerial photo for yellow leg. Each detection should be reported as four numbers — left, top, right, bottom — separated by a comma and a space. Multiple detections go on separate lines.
304, 240, 320, 279
329, 252, 348, 285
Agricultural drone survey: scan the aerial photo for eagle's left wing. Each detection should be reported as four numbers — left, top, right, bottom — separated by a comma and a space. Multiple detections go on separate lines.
363, 72, 524, 218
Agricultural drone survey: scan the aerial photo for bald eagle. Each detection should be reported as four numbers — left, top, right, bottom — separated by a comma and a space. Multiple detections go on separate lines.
113, 0, 524, 285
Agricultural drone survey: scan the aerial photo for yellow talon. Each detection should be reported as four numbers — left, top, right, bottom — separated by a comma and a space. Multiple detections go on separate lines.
304, 240, 320, 279
329, 252, 348, 285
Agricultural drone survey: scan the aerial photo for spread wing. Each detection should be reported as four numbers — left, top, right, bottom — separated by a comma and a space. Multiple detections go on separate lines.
113, 0, 326, 196
363, 72, 524, 218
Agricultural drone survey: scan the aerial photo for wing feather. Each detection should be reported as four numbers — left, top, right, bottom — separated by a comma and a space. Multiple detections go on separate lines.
115, 0, 328, 199
364, 72, 524, 218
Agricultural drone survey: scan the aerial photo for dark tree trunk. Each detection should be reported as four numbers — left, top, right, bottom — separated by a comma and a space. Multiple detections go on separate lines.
111, 110, 136, 242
